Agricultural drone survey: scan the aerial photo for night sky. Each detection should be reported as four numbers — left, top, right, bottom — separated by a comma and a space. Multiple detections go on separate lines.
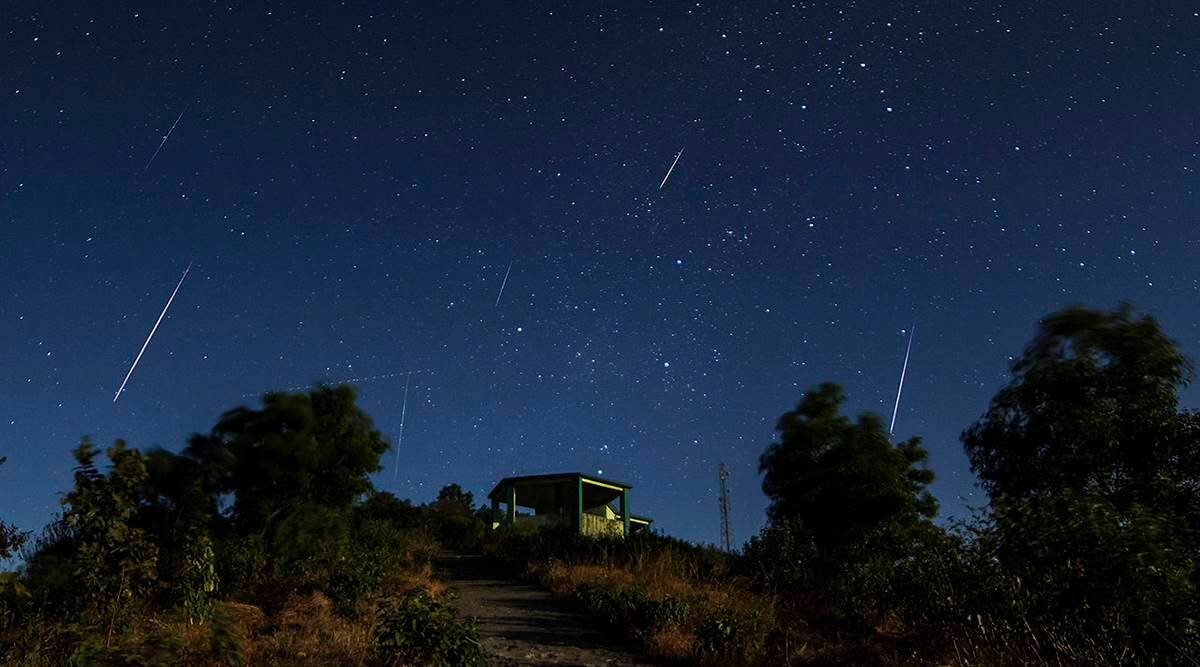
3, 2, 1199, 548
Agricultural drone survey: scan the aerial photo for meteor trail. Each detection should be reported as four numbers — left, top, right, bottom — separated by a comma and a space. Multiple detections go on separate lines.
889, 323, 916, 435
393, 373, 411, 481
658, 147, 684, 190
143, 107, 187, 172
495, 260, 513, 307
113, 262, 192, 402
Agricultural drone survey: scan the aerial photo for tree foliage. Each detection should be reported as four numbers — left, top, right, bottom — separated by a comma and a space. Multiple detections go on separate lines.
759, 382, 937, 554
431, 484, 475, 516
192, 385, 388, 529
61, 439, 161, 630
963, 304, 1200, 659
963, 304, 1197, 510
753, 383, 940, 629
135, 385, 391, 571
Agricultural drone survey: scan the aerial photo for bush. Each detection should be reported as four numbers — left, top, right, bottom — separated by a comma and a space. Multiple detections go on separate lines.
739, 515, 815, 594
214, 535, 268, 602
176, 534, 219, 623
58, 606, 246, 667
327, 519, 439, 616
372, 588, 484, 667
641, 595, 690, 635
328, 549, 385, 616
572, 584, 689, 639
694, 606, 764, 663
353, 519, 437, 570
434, 515, 485, 552
486, 523, 735, 586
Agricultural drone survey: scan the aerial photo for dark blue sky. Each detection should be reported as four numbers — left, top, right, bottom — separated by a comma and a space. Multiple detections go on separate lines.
3, 2, 1198, 547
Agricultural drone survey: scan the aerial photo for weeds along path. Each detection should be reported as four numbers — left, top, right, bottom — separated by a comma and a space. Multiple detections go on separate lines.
437, 553, 653, 666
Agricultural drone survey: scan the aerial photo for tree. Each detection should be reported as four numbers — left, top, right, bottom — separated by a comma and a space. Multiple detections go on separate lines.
180, 385, 389, 557
429, 484, 485, 551
963, 304, 1198, 513
431, 484, 474, 517
755, 383, 939, 627
759, 382, 937, 555
356, 491, 421, 530
962, 305, 1200, 658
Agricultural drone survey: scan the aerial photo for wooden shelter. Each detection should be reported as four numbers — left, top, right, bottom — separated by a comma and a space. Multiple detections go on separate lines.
486, 472, 653, 538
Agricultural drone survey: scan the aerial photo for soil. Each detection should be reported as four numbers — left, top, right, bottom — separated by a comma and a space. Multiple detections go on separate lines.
437, 553, 655, 666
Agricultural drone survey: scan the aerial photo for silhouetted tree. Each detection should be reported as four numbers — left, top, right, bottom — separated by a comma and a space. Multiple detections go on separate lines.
431, 484, 474, 516
963, 304, 1199, 513
752, 383, 940, 627
429, 484, 485, 551
759, 382, 937, 554
963, 304, 1200, 657
175, 385, 389, 562
355, 490, 421, 530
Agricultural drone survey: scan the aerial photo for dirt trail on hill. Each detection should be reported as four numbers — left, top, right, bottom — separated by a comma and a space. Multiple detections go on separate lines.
437, 554, 653, 666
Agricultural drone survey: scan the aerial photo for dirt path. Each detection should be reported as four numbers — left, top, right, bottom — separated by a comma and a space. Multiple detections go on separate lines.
437, 554, 653, 666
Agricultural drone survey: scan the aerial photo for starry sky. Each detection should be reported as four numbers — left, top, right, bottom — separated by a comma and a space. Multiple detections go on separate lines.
3, 2, 1199, 548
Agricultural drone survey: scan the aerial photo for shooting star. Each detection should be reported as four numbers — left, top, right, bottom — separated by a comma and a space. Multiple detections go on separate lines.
658, 147, 684, 190
143, 106, 187, 172
889, 323, 916, 435
113, 262, 192, 402
393, 372, 412, 481
495, 260, 513, 307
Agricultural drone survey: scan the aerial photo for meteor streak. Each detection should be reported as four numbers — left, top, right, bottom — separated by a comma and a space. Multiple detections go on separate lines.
658, 147, 684, 190
143, 107, 187, 172
889, 323, 916, 435
113, 262, 192, 402
495, 260, 513, 307
393, 372, 411, 480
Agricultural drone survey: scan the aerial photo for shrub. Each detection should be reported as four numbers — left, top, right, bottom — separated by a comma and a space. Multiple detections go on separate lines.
434, 515, 485, 552
53, 605, 248, 667
61, 440, 160, 634
177, 534, 219, 623
252, 592, 372, 665
372, 588, 484, 667
572, 584, 689, 639
693, 606, 763, 663
640, 595, 690, 635
739, 515, 815, 593
327, 519, 439, 616
327, 548, 384, 616
353, 519, 437, 570
214, 535, 268, 602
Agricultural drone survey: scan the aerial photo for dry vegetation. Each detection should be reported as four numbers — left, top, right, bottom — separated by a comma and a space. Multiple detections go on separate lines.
541, 559, 773, 661
1, 551, 459, 666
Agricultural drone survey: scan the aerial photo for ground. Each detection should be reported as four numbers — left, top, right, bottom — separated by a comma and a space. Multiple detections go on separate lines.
438, 554, 652, 666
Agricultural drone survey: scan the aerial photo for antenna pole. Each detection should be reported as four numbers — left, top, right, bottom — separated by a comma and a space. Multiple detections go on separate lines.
718, 463, 733, 552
